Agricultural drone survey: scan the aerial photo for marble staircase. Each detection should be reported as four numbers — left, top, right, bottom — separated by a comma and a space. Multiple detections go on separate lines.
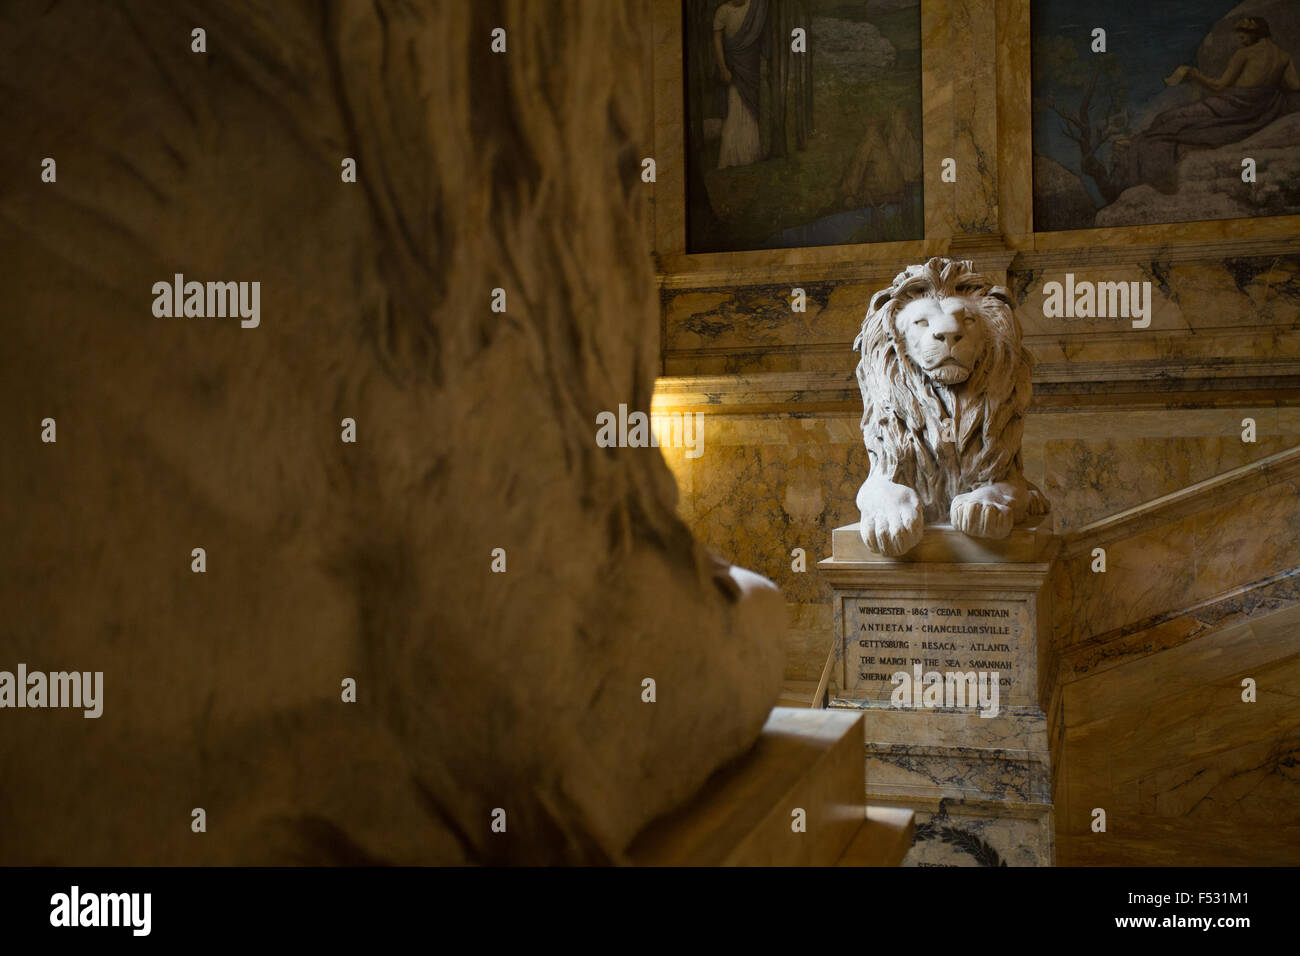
1049, 444, 1300, 864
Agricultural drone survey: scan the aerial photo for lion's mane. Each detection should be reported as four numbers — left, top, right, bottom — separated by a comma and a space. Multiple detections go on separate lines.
853, 257, 1040, 522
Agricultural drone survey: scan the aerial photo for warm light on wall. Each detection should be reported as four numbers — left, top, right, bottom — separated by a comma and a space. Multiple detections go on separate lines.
651, 378, 710, 490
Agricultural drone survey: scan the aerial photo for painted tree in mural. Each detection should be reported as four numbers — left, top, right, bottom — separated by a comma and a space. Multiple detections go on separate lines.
765, 0, 814, 155
1033, 34, 1130, 203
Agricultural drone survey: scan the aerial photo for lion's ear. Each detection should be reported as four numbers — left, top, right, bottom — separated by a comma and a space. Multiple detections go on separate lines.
988, 286, 1014, 308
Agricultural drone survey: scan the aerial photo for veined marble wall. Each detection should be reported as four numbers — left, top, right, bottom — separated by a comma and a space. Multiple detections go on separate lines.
655, 392, 1300, 680
650, 0, 1300, 864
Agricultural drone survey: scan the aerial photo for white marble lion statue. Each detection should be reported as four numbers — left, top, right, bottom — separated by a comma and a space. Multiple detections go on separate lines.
853, 257, 1050, 557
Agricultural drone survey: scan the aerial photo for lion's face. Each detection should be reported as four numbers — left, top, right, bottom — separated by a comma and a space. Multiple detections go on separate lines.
896, 294, 988, 386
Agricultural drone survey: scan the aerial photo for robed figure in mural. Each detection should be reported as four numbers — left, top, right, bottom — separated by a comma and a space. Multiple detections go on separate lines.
1116, 17, 1300, 193
713, 0, 768, 168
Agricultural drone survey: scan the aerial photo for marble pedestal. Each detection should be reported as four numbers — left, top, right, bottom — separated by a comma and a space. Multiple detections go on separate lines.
818, 520, 1058, 866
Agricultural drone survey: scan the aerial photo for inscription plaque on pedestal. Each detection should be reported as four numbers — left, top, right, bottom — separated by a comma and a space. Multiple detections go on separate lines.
843, 596, 1029, 704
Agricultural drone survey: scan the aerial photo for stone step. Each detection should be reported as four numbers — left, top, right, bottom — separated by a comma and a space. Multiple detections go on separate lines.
776, 680, 822, 708
837, 807, 917, 866
628, 707, 911, 865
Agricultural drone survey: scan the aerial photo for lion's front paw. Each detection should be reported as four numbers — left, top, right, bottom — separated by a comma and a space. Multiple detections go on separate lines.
950, 489, 1014, 539
859, 486, 924, 557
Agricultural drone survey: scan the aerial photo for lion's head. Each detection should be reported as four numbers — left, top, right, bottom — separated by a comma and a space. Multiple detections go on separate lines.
854, 257, 1037, 520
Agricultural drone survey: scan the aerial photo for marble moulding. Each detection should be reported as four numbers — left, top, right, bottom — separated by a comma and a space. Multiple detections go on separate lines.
854, 257, 1051, 556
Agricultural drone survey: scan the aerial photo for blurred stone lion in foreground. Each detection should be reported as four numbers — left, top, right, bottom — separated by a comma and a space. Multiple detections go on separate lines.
0, 0, 784, 866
